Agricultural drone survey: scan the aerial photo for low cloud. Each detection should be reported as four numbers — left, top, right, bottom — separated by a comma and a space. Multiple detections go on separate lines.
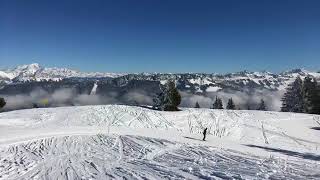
0, 88, 155, 111
1, 86, 284, 112
122, 90, 153, 105
180, 89, 284, 111
180, 92, 213, 108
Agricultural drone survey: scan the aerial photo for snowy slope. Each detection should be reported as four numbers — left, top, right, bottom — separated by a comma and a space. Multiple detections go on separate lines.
0, 71, 12, 80
0, 105, 320, 179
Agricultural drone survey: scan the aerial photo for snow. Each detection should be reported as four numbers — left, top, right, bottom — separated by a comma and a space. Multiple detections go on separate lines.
0, 71, 12, 80
160, 80, 167, 85
1, 63, 124, 82
90, 82, 98, 95
195, 88, 203, 93
0, 105, 320, 179
189, 78, 213, 86
202, 78, 213, 85
189, 78, 201, 85
206, 86, 222, 92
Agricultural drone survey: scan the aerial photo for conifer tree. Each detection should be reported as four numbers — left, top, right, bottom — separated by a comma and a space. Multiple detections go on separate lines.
281, 76, 304, 112
257, 99, 267, 111
312, 84, 320, 114
303, 76, 318, 114
195, 101, 200, 108
308, 82, 320, 114
246, 103, 251, 110
154, 80, 181, 111
226, 98, 235, 110
213, 96, 223, 109
0, 97, 6, 109
153, 91, 165, 110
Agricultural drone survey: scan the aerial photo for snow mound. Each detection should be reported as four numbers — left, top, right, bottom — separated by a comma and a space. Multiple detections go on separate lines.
1, 105, 319, 145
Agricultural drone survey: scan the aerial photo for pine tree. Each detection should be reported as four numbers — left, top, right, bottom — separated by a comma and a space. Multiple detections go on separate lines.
154, 80, 181, 111
281, 76, 304, 113
0, 97, 6, 109
257, 99, 267, 111
218, 98, 223, 109
303, 76, 318, 114
213, 96, 223, 109
153, 91, 165, 110
165, 80, 181, 111
195, 102, 200, 108
226, 98, 235, 110
309, 82, 320, 114
212, 97, 217, 109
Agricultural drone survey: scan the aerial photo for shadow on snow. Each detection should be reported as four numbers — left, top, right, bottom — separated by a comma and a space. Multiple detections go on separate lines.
183, 136, 204, 142
244, 144, 320, 161
310, 127, 320, 131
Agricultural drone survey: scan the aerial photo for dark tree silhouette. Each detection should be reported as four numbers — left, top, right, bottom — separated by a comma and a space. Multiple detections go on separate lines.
257, 99, 267, 111
213, 96, 223, 109
154, 80, 181, 111
281, 76, 304, 113
195, 101, 200, 108
303, 76, 319, 114
226, 98, 235, 110
0, 97, 6, 109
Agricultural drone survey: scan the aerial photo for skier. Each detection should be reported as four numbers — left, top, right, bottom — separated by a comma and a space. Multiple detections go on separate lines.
203, 128, 208, 141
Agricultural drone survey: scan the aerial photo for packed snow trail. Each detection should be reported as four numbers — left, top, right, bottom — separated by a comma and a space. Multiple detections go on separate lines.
1, 134, 319, 179
0, 105, 320, 179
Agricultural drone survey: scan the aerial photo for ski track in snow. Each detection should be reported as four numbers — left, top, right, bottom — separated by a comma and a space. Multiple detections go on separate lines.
0, 105, 320, 179
1, 134, 320, 180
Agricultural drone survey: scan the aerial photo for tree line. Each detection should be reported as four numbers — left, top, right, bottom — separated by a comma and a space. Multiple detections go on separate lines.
153, 80, 267, 111
155, 76, 319, 114
194, 97, 266, 110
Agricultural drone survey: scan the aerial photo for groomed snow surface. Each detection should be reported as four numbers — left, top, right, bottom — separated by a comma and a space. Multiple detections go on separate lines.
0, 105, 320, 179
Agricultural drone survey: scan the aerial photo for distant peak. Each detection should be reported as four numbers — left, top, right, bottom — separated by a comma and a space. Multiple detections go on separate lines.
29, 63, 40, 67
16, 63, 41, 69
281, 68, 309, 75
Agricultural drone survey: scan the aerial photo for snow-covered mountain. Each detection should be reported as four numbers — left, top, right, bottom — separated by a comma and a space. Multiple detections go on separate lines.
1, 63, 320, 111
1, 63, 319, 92
0, 63, 124, 82
0, 105, 319, 179
0, 63, 320, 92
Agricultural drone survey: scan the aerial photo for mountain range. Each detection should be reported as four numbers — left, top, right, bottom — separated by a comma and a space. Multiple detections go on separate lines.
0, 63, 319, 111
0, 63, 123, 83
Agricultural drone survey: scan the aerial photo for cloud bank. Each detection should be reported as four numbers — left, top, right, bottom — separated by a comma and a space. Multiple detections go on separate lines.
1, 87, 284, 112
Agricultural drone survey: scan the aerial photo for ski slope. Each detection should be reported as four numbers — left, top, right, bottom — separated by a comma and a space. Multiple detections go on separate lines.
0, 105, 320, 179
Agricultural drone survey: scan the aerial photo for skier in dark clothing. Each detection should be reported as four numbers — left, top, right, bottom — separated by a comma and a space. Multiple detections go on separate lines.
203, 128, 208, 141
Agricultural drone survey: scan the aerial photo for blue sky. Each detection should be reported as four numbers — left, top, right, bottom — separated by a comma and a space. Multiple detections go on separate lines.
0, 0, 319, 73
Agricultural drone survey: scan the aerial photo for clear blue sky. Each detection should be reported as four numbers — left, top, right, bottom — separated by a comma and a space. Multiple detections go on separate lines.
0, 0, 319, 73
